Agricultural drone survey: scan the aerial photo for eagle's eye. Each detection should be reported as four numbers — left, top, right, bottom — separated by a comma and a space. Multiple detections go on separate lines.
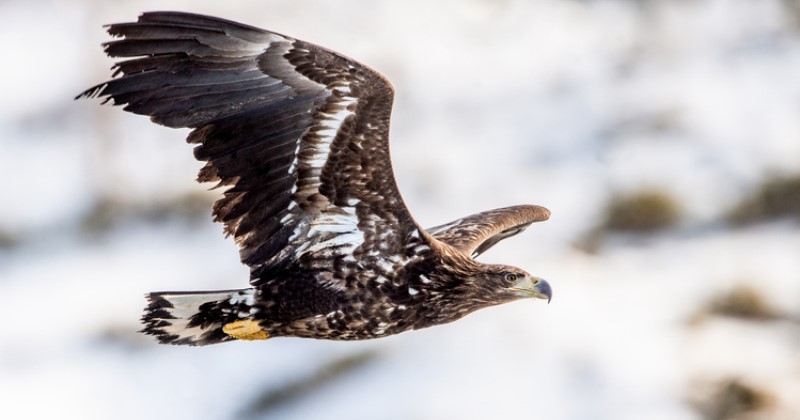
504, 273, 518, 283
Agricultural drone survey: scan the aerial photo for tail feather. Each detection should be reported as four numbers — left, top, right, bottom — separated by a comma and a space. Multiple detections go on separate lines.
141, 288, 257, 346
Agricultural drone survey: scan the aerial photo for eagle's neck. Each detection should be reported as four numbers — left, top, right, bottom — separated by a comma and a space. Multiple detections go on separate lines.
408, 253, 500, 328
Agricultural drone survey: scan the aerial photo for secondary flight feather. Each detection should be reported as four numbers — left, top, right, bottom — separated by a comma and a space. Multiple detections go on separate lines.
78, 11, 552, 346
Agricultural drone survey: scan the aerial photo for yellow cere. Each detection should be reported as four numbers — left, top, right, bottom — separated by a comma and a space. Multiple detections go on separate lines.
222, 320, 270, 340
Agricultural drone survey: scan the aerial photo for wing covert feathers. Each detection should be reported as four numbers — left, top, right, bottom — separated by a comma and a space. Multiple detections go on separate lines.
427, 205, 550, 258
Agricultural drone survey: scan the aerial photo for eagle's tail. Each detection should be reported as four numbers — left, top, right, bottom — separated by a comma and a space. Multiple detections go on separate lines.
141, 288, 261, 346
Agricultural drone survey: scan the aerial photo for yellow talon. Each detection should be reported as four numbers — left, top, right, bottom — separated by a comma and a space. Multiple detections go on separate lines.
222, 320, 270, 340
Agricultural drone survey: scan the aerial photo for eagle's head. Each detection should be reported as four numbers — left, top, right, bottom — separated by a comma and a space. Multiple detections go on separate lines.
496, 266, 552, 303
426, 262, 552, 322
478, 265, 552, 304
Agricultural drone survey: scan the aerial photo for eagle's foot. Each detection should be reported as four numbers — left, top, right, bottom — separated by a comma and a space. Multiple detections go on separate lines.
222, 320, 270, 340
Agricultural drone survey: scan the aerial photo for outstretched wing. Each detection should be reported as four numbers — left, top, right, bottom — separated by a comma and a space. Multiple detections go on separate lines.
79, 12, 425, 283
427, 205, 550, 259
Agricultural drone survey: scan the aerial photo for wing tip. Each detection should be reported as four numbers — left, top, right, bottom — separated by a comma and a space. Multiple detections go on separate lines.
531, 205, 551, 222
505, 204, 551, 223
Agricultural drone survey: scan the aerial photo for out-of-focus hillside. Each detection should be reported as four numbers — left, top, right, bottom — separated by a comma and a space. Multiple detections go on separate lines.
1, 1, 798, 419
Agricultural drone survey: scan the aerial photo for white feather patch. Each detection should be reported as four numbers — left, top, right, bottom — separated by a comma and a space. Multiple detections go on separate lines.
304, 84, 358, 174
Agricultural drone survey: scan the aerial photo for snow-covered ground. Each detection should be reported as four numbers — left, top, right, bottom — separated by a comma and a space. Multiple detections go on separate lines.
1, 0, 798, 419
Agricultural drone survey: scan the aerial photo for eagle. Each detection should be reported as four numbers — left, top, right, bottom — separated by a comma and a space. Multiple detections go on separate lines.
78, 11, 552, 346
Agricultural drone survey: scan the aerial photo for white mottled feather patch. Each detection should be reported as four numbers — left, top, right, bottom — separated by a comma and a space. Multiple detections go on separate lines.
294, 208, 364, 258
305, 84, 358, 172
281, 82, 367, 261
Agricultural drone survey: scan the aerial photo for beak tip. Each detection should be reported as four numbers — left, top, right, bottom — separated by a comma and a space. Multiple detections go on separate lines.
536, 278, 553, 303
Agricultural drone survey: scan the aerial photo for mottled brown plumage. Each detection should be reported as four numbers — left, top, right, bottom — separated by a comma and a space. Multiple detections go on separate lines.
79, 11, 552, 346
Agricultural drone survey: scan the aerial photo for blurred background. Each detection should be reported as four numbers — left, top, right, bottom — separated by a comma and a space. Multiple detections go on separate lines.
1, 0, 799, 419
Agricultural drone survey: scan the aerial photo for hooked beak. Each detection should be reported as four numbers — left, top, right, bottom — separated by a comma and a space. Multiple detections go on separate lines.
511, 276, 552, 303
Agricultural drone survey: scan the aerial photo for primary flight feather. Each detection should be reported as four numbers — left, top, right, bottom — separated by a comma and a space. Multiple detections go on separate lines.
78, 11, 552, 346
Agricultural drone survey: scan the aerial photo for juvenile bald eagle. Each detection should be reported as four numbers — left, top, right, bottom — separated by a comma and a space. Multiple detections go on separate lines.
79, 12, 552, 345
